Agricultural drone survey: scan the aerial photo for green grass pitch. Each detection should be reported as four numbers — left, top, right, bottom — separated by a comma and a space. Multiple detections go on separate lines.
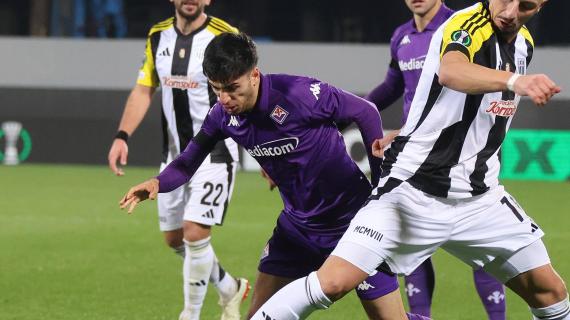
0, 164, 568, 319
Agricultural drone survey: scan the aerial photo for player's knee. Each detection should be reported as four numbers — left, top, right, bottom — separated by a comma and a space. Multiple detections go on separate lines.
183, 221, 211, 242
549, 278, 568, 302
318, 276, 352, 301
163, 230, 184, 248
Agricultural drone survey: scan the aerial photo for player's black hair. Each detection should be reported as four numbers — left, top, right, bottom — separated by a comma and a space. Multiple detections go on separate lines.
203, 32, 259, 84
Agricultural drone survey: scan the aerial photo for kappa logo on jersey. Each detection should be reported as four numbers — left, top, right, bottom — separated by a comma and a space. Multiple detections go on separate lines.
400, 35, 411, 45
451, 29, 472, 47
270, 105, 289, 124
310, 83, 321, 100
228, 115, 240, 127
399, 56, 426, 71
353, 225, 384, 242
357, 281, 376, 291
246, 137, 299, 158
158, 47, 171, 57
162, 76, 199, 90
485, 100, 517, 117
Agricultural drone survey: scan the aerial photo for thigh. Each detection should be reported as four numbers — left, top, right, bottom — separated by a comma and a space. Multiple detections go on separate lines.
157, 183, 185, 232
247, 272, 294, 318
443, 187, 545, 272
258, 219, 331, 279
333, 181, 451, 276
184, 162, 237, 226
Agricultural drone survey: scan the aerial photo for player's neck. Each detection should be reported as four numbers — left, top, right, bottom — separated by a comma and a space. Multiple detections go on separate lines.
414, 2, 442, 32
175, 12, 207, 35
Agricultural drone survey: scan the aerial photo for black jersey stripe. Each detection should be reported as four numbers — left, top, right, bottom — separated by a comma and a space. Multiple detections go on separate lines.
468, 35, 516, 194
468, 116, 508, 195
407, 93, 483, 197
171, 34, 195, 152
149, 31, 170, 162
209, 20, 233, 32
381, 73, 443, 179
525, 39, 534, 66
406, 36, 495, 197
411, 74, 444, 133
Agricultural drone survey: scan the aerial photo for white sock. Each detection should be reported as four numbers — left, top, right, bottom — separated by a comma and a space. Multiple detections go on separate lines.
250, 272, 332, 320
209, 257, 238, 304
531, 296, 570, 320
182, 237, 215, 318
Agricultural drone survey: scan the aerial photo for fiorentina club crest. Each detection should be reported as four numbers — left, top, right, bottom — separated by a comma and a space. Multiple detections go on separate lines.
270, 105, 289, 124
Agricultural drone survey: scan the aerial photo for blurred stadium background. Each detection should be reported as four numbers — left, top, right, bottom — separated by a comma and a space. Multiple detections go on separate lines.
0, 1, 568, 319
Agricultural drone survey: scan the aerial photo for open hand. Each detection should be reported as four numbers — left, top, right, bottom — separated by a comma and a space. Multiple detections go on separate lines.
119, 178, 159, 214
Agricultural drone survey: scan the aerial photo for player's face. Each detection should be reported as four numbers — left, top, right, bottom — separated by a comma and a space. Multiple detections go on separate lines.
404, 0, 441, 16
490, 0, 545, 37
209, 68, 261, 115
171, 0, 210, 21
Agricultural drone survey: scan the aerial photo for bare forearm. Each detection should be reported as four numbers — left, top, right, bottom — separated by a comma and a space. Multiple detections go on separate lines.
439, 52, 511, 94
117, 84, 155, 135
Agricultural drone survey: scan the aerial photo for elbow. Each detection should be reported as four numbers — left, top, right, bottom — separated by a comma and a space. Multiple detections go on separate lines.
438, 66, 452, 88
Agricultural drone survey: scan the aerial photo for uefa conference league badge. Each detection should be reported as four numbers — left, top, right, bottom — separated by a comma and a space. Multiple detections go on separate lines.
0, 121, 32, 165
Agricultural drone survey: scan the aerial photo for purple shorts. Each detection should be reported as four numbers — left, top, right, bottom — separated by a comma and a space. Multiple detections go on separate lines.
258, 213, 398, 300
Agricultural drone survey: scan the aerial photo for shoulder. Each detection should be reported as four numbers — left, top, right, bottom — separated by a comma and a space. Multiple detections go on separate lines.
519, 25, 534, 47
207, 16, 238, 35
390, 20, 414, 47
147, 17, 174, 36
267, 74, 326, 107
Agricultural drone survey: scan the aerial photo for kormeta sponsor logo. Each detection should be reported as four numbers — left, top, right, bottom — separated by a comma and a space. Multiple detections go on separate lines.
246, 137, 299, 157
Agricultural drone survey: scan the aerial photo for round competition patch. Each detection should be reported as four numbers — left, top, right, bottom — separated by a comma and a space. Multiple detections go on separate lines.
451, 30, 472, 47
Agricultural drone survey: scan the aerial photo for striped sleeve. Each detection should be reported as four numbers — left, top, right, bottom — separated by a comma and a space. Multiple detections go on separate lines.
440, 3, 493, 62
207, 16, 238, 35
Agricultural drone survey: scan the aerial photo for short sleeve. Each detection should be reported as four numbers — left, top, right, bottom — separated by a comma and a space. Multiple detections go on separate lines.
136, 36, 159, 87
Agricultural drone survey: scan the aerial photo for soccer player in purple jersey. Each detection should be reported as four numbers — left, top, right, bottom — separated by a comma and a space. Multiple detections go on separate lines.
365, 1, 506, 319
119, 32, 430, 320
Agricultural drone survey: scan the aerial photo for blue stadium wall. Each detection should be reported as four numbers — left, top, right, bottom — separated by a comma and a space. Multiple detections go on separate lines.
0, 38, 568, 180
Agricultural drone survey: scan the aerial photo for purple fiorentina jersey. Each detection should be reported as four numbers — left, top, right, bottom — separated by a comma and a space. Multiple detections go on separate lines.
157, 74, 383, 233
366, 4, 453, 124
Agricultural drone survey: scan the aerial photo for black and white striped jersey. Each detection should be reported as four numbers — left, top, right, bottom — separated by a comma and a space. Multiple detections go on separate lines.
382, 2, 534, 199
137, 16, 239, 163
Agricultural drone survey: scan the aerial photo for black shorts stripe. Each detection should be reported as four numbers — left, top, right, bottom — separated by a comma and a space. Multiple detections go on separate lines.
219, 162, 234, 225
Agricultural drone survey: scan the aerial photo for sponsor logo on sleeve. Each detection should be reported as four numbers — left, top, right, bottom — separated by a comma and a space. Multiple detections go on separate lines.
270, 105, 289, 124
451, 29, 472, 47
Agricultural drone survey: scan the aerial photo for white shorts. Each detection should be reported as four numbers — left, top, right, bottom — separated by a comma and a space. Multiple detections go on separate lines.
332, 179, 546, 282
157, 161, 237, 231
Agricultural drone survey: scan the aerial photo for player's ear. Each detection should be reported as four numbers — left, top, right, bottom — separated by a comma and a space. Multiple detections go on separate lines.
204, 0, 212, 6
251, 67, 260, 83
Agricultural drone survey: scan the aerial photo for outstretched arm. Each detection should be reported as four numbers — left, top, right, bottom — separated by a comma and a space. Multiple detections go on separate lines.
439, 51, 560, 106
119, 130, 220, 213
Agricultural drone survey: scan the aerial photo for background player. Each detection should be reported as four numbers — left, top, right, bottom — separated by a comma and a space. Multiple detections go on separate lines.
365, 0, 506, 318
107, 1, 248, 319
119, 32, 431, 320
250, 1, 569, 319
